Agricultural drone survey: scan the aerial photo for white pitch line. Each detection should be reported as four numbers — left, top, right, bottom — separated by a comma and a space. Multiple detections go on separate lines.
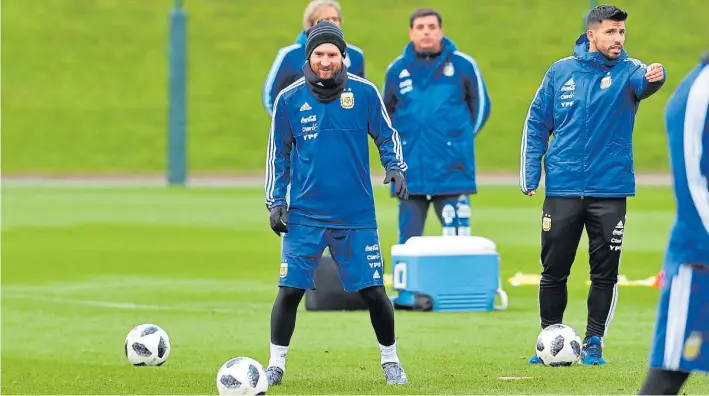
2, 277, 261, 293
3, 293, 239, 314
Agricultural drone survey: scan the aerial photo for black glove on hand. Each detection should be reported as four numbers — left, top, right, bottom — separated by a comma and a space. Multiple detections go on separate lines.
269, 205, 288, 236
384, 170, 409, 201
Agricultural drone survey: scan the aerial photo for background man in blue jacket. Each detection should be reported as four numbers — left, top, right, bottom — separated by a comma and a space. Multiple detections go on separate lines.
638, 51, 709, 396
520, 5, 666, 366
263, 20, 409, 387
383, 7, 491, 243
262, 0, 365, 117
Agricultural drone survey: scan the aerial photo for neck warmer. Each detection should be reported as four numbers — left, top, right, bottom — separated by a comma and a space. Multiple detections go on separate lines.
415, 50, 442, 60
302, 62, 348, 103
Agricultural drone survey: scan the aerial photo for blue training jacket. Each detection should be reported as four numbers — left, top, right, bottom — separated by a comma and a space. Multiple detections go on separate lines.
262, 31, 366, 117
383, 37, 491, 196
664, 56, 709, 270
264, 74, 407, 229
520, 34, 666, 197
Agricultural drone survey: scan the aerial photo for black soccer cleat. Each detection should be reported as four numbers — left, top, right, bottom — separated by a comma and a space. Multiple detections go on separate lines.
265, 366, 284, 386
382, 362, 408, 385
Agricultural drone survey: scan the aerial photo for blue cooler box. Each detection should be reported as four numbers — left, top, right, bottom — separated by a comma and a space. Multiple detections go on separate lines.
390, 236, 508, 312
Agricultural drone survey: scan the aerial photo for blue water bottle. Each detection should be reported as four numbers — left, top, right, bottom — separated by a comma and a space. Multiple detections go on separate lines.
456, 195, 471, 236
441, 201, 458, 236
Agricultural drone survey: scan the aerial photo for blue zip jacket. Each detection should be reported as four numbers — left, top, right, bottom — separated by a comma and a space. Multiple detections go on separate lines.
383, 37, 491, 196
520, 34, 666, 197
664, 56, 709, 271
262, 31, 365, 117
264, 74, 407, 229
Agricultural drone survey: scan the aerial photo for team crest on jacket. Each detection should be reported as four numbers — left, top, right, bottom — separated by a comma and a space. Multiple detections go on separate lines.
683, 331, 702, 361
600, 72, 612, 89
542, 214, 551, 231
443, 62, 455, 77
340, 91, 354, 109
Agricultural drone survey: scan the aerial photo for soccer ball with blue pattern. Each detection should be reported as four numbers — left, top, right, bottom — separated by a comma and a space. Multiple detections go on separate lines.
124, 323, 171, 366
535, 324, 582, 366
216, 356, 268, 395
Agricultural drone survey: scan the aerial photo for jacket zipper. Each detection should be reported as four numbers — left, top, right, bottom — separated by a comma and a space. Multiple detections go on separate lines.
583, 71, 595, 199
583, 68, 607, 200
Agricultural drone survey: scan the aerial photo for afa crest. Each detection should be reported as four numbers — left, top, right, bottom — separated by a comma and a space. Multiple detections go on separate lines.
542, 215, 552, 232
340, 91, 354, 109
600, 73, 612, 89
683, 331, 703, 361
443, 62, 455, 77
279, 261, 288, 278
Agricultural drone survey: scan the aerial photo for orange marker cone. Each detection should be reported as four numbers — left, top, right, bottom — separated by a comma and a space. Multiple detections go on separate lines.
652, 270, 666, 289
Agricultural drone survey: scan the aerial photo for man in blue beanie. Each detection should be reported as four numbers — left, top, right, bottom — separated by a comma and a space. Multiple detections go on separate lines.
263, 19, 409, 387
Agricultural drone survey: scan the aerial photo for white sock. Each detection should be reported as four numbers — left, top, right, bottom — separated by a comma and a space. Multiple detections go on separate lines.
379, 342, 400, 365
268, 343, 289, 371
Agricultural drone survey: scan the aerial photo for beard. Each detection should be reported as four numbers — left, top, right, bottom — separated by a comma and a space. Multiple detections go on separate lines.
600, 46, 622, 59
311, 62, 342, 79
592, 38, 623, 59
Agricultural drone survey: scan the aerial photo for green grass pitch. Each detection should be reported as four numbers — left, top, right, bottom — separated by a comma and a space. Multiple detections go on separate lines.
2, 0, 707, 174
2, 185, 708, 394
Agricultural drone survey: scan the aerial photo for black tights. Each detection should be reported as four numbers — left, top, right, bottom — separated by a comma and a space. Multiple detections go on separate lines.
638, 368, 690, 395
270, 286, 396, 347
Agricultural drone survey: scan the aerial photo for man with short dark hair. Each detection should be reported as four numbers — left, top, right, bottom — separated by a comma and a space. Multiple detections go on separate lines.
264, 20, 409, 387
520, 4, 666, 365
637, 51, 709, 395
384, 7, 491, 243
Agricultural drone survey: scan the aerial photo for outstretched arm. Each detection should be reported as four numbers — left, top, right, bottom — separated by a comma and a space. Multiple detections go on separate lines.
630, 61, 666, 101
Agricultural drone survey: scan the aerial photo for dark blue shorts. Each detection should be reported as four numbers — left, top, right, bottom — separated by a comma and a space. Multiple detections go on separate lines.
648, 262, 709, 374
278, 224, 384, 292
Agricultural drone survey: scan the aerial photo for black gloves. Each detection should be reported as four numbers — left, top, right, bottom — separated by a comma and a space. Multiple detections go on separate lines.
269, 205, 288, 236
384, 170, 409, 201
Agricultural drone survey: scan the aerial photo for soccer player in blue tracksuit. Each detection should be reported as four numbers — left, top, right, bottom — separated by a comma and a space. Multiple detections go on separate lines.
383, 8, 491, 243
263, 20, 409, 386
262, 0, 365, 117
638, 52, 709, 395
520, 5, 666, 365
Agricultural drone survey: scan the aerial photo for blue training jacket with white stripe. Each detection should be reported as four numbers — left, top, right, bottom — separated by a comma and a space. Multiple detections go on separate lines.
664, 54, 709, 270
262, 31, 365, 117
520, 33, 666, 197
264, 73, 407, 229
383, 37, 491, 196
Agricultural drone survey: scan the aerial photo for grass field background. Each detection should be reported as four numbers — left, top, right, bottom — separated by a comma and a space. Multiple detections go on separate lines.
4, 0, 709, 394
2, 0, 708, 174
2, 184, 708, 394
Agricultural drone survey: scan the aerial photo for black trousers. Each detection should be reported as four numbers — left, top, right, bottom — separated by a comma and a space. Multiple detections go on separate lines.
539, 197, 627, 339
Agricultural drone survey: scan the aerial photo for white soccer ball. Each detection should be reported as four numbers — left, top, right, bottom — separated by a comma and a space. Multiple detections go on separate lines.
124, 323, 171, 366
535, 324, 582, 366
216, 357, 269, 395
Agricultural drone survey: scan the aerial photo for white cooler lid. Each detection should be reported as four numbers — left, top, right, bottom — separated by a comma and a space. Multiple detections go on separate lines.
391, 236, 497, 256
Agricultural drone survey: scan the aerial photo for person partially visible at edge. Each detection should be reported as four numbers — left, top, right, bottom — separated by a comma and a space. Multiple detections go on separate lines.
262, 0, 365, 117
